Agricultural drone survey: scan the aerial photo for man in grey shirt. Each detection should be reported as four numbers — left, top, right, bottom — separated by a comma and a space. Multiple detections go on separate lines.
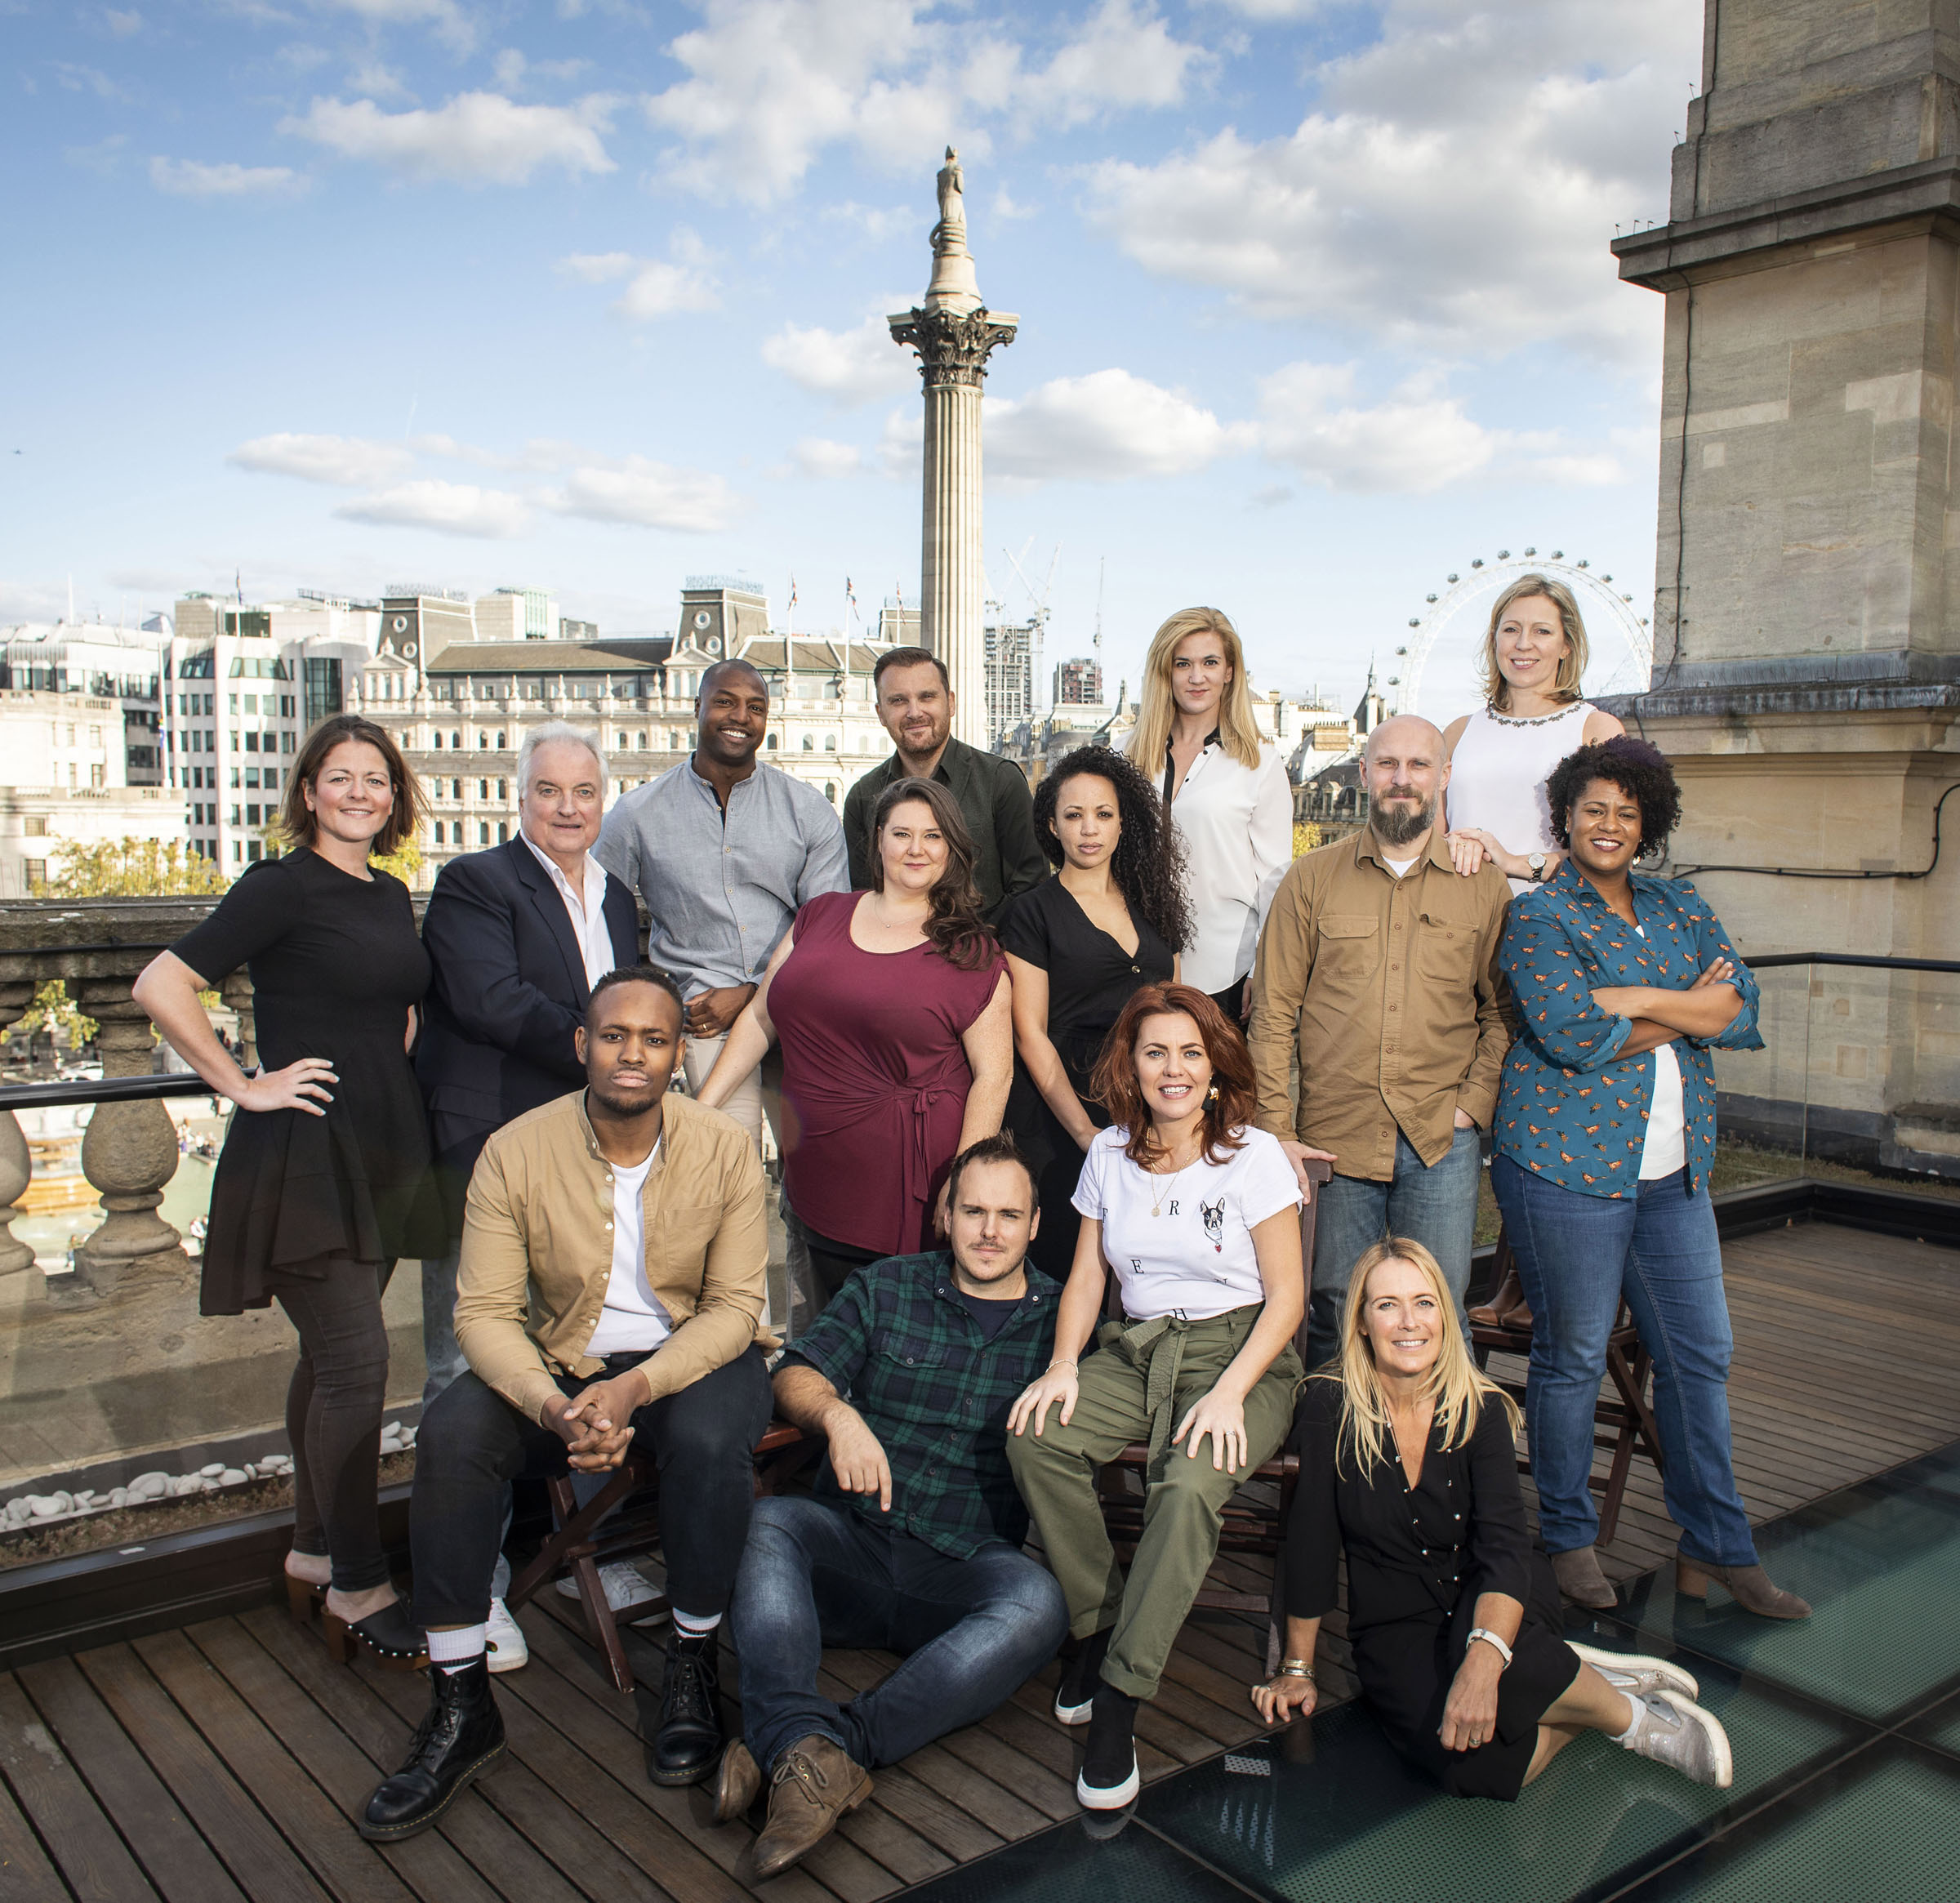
596, 657, 849, 1149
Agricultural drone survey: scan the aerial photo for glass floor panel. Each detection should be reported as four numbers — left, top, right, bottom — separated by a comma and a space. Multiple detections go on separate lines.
888, 1807, 1257, 1903
1900, 1688, 1960, 1759
1617, 1741, 1960, 1901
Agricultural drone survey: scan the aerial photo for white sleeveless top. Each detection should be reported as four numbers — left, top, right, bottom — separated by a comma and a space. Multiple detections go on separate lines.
1446, 700, 1596, 894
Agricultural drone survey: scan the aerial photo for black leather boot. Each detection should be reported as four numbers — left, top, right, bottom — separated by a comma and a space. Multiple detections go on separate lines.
648, 1627, 724, 1787
359, 1657, 506, 1841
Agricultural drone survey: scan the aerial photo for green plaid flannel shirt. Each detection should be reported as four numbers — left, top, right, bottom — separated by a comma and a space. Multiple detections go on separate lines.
781, 1250, 1059, 1559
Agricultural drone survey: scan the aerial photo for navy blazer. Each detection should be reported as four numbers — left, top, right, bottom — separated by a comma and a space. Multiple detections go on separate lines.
416, 836, 640, 1232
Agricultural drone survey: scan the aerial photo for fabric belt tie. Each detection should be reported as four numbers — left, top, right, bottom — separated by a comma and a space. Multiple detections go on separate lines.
1106, 1312, 1191, 1469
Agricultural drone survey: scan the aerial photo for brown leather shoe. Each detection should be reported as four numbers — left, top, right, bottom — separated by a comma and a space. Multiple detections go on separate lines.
1468, 1265, 1526, 1328
1676, 1555, 1811, 1620
737, 1736, 873, 1884
706, 1739, 761, 1825
1551, 1544, 1619, 1610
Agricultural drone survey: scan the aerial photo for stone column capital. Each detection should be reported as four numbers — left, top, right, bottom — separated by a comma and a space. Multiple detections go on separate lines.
889, 305, 1019, 389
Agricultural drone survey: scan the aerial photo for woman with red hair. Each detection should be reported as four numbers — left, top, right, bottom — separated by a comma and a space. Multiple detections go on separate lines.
1007, 983, 1304, 1813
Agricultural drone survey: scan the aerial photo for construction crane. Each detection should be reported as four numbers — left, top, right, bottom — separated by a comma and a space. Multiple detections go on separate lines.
1001, 540, 1059, 711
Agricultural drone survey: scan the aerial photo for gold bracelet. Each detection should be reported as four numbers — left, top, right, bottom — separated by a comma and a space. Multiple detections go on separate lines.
1047, 1358, 1078, 1372
1278, 1659, 1316, 1680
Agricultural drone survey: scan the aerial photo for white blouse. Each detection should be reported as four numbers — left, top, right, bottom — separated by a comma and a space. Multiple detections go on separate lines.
1446, 700, 1597, 896
1156, 736, 1293, 995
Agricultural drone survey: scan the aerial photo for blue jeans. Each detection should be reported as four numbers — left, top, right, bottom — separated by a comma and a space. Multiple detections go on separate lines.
1309, 1127, 1481, 1367
1491, 1158, 1757, 1567
729, 1495, 1067, 1777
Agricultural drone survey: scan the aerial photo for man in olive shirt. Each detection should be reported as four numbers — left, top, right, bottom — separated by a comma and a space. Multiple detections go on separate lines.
1248, 716, 1511, 1366
842, 647, 1047, 916
360, 967, 773, 1843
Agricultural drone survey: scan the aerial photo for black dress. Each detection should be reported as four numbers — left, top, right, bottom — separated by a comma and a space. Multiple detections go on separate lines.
1284, 1378, 1578, 1800
997, 874, 1174, 1277
172, 852, 443, 1315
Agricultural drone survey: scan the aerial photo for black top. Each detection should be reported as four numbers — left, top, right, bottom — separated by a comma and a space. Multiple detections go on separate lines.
842, 737, 1049, 918
415, 838, 641, 1233
957, 1289, 1031, 1343
997, 874, 1175, 1095
172, 851, 443, 1312
1284, 1376, 1533, 1631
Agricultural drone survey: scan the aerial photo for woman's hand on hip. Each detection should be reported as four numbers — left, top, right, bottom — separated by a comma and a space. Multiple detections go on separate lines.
1251, 1672, 1318, 1727
1008, 1366, 1079, 1438
1437, 1644, 1504, 1753
236, 1058, 337, 1117
1174, 1388, 1249, 1473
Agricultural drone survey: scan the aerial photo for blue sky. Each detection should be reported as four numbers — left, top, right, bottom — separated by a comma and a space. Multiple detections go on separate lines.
6, 0, 1701, 720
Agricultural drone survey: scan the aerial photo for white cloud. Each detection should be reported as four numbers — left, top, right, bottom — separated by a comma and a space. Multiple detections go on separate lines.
793, 437, 861, 479
336, 480, 532, 538
1086, 0, 1698, 364
762, 312, 916, 407
558, 233, 719, 319
314, 0, 475, 50
1257, 363, 1493, 492
283, 91, 617, 185
987, 368, 1255, 483
558, 251, 635, 283
642, 0, 1204, 203
542, 457, 740, 533
150, 156, 302, 196
347, 60, 415, 104
105, 9, 143, 35
229, 432, 415, 486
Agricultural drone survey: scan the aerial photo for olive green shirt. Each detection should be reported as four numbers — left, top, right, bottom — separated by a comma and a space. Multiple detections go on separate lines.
455, 1088, 772, 1424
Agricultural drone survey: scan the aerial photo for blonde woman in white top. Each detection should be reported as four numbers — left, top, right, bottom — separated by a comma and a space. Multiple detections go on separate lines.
1443, 576, 1624, 896
1126, 607, 1292, 1019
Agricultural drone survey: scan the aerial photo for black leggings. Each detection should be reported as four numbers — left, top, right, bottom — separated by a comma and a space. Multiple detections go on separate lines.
277, 1257, 394, 1593
803, 1228, 885, 1309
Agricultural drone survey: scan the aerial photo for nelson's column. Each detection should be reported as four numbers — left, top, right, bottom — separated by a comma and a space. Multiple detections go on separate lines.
890, 149, 1018, 746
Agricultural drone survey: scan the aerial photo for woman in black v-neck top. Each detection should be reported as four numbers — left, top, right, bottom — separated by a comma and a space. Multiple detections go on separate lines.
999, 748, 1187, 1276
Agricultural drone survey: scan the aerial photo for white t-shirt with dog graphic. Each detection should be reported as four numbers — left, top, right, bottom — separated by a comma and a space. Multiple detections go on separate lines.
1072, 1125, 1303, 1321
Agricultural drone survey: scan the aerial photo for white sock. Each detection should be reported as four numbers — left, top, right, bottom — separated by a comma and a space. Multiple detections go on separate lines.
1612, 1695, 1649, 1746
672, 1609, 722, 1638
428, 1624, 488, 1670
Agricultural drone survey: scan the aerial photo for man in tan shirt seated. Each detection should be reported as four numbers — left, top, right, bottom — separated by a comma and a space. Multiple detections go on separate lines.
1248, 715, 1511, 1366
360, 965, 774, 1844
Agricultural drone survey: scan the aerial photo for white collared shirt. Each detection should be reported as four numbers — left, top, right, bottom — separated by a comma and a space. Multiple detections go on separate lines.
520, 829, 614, 991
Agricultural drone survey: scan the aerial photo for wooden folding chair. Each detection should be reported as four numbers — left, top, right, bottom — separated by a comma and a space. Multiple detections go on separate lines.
1469, 1227, 1665, 1547
504, 1421, 810, 1693
1093, 1157, 1330, 1673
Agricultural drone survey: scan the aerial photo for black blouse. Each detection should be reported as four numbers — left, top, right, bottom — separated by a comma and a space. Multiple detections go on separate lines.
996, 874, 1174, 1092
1284, 1377, 1533, 1631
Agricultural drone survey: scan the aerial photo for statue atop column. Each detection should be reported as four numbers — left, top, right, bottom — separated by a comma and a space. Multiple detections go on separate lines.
934, 147, 966, 243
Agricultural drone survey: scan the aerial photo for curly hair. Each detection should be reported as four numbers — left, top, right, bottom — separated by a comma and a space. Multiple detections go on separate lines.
1089, 983, 1256, 1167
867, 776, 998, 970
1033, 746, 1192, 952
1546, 736, 1682, 862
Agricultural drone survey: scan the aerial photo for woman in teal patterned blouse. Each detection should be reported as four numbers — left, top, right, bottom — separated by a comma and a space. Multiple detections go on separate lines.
1491, 738, 1810, 1623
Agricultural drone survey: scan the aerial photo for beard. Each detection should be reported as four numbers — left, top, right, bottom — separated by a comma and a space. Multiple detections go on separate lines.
1371, 790, 1435, 846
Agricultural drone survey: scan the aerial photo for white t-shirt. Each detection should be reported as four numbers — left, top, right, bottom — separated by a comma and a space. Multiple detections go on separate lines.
1072, 1125, 1303, 1320
1633, 926, 1688, 1179
1383, 853, 1418, 878
584, 1140, 675, 1357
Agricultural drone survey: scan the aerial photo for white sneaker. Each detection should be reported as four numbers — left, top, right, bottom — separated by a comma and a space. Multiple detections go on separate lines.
555, 1562, 661, 1616
485, 1598, 528, 1673
1623, 1690, 1733, 1788
1569, 1642, 1699, 1702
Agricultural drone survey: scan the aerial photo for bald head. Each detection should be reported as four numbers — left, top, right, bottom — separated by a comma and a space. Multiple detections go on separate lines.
1363, 715, 1450, 849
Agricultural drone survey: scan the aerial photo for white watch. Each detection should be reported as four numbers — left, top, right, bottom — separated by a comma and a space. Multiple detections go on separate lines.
1527, 852, 1548, 881
1467, 1627, 1513, 1667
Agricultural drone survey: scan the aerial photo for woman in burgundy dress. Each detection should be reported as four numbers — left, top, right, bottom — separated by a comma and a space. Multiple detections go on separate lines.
697, 777, 1012, 1301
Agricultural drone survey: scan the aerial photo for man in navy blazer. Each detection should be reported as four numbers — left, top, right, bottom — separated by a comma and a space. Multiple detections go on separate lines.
417, 722, 640, 1399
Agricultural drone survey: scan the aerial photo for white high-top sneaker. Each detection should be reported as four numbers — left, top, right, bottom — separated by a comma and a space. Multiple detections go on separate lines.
1622, 1691, 1733, 1788
484, 1598, 528, 1673
1569, 1642, 1699, 1701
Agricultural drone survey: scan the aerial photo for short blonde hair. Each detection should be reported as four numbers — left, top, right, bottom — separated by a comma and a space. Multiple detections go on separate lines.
1126, 607, 1264, 776
1321, 1237, 1519, 1477
1480, 575, 1589, 711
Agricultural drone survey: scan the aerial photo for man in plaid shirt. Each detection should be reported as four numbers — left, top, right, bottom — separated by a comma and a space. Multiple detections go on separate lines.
709, 1134, 1068, 1883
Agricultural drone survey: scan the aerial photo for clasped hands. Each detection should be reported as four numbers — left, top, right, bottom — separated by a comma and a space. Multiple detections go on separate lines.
543, 1369, 653, 1472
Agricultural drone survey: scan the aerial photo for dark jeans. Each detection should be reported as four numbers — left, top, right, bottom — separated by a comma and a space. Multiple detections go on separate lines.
278, 1256, 394, 1593
730, 1495, 1067, 1776
803, 1228, 884, 1309
1491, 1157, 1757, 1567
409, 1346, 774, 1629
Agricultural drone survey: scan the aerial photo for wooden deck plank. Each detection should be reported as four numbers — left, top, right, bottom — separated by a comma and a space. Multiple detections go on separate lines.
0, 1755, 71, 1903
0, 1670, 160, 1903
15, 1655, 249, 1903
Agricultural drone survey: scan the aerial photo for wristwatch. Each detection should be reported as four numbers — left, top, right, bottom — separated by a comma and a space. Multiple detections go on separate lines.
1527, 852, 1548, 881
1467, 1627, 1513, 1667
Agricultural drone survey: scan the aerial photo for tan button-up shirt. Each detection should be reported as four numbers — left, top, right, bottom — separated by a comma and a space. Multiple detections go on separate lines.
455, 1087, 772, 1424
1248, 827, 1512, 1182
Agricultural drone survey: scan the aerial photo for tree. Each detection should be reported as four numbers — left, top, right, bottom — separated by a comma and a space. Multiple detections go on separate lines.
33, 836, 230, 898
2, 980, 96, 1052
1292, 821, 1324, 859
369, 838, 424, 888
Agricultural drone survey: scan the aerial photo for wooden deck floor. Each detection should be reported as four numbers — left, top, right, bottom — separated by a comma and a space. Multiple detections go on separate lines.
1, 1218, 1956, 1903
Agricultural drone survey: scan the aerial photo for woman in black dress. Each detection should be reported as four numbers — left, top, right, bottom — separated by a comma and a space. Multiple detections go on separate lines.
134, 714, 440, 1660
1254, 1238, 1735, 1795
998, 746, 1189, 1276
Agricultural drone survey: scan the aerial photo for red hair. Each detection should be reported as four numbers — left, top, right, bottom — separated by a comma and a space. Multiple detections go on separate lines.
1089, 983, 1257, 1167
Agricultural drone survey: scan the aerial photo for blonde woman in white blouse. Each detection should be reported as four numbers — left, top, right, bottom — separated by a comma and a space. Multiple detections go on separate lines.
1125, 607, 1292, 1020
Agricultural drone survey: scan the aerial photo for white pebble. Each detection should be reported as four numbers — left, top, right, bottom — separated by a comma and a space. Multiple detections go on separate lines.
219, 1469, 247, 1486
109, 1488, 129, 1507
198, 1463, 225, 1478
28, 1495, 65, 1518
127, 1472, 171, 1501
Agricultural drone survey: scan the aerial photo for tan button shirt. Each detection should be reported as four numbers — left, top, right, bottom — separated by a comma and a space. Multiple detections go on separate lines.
1248, 828, 1512, 1182
454, 1087, 773, 1424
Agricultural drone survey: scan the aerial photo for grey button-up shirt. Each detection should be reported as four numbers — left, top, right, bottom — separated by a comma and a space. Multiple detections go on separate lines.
595, 759, 850, 997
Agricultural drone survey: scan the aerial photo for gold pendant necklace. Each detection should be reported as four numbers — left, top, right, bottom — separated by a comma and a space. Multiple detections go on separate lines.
1149, 1146, 1198, 1218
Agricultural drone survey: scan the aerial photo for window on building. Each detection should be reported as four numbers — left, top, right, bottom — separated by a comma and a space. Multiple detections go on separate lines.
283, 732, 293, 753
825, 783, 837, 803
433, 732, 443, 750
247, 804, 261, 825
23, 858, 47, 887
230, 767, 241, 788
243, 695, 257, 715
229, 804, 242, 825
247, 841, 262, 862
479, 822, 490, 845
478, 778, 489, 799
802, 734, 814, 751
434, 821, 446, 845
498, 822, 509, 844
281, 696, 295, 718
824, 734, 836, 751
479, 733, 489, 749
766, 733, 777, 750
636, 732, 647, 749
452, 731, 461, 749
88, 726, 101, 746
232, 840, 243, 862
452, 778, 462, 799
497, 779, 507, 800
496, 732, 506, 748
